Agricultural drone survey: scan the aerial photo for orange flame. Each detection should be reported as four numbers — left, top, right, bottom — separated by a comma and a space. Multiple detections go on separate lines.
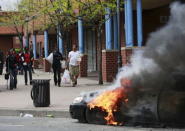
88, 87, 128, 125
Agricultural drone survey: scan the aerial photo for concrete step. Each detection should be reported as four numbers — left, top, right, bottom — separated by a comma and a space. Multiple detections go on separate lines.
0, 108, 70, 118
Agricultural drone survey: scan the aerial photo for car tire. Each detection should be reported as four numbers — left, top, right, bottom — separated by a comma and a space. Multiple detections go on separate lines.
85, 107, 107, 125
77, 107, 87, 123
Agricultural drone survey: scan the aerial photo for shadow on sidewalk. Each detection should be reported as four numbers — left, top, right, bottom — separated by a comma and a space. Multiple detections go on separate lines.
86, 71, 99, 81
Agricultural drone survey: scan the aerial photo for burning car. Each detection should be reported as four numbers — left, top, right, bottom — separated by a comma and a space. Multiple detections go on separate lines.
70, 73, 185, 127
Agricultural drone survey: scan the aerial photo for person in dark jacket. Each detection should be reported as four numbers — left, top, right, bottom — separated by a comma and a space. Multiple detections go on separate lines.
52, 50, 63, 87
21, 47, 32, 85
29, 48, 34, 73
6, 49, 17, 90
0, 50, 4, 75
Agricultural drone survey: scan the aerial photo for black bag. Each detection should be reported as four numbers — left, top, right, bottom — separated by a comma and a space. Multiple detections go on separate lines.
5, 73, 9, 80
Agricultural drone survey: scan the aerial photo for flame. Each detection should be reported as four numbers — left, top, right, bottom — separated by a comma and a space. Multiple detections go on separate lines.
88, 87, 128, 125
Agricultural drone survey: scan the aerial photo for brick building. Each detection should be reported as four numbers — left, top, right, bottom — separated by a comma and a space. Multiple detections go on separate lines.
0, 31, 23, 58
1, 0, 183, 82
0, 11, 23, 57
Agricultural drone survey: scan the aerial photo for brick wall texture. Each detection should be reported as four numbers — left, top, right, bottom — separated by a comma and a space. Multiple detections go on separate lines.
121, 47, 133, 66
0, 36, 13, 56
0, 26, 23, 35
33, 59, 40, 69
79, 54, 88, 77
43, 58, 51, 72
102, 50, 118, 82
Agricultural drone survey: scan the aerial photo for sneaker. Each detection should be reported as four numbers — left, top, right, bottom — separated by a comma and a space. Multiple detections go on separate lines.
25, 83, 28, 85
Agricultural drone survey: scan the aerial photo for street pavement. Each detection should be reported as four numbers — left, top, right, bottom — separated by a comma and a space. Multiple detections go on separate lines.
0, 116, 183, 131
0, 69, 110, 118
0, 71, 184, 130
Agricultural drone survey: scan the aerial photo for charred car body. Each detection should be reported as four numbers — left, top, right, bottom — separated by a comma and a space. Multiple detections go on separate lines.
70, 73, 185, 127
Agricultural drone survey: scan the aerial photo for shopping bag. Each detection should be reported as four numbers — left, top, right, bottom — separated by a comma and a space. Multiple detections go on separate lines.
62, 69, 71, 84
4, 73, 9, 80
61, 60, 66, 69
46, 53, 53, 64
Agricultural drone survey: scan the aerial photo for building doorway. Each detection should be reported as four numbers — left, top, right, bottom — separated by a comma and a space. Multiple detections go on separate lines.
85, 29, 97, 72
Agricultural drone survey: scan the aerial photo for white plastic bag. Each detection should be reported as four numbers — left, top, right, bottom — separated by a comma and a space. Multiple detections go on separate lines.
62, 69, 71, 84
61, 60, 66, 69
46, 53, 53, 64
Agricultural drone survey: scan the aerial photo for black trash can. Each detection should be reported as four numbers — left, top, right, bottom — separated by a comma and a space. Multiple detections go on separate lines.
31, 79, 50, 107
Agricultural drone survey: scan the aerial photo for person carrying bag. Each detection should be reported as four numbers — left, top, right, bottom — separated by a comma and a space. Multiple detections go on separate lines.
68, 45, 81, 87
52, 49, 63, 87
5, 49, 17, 90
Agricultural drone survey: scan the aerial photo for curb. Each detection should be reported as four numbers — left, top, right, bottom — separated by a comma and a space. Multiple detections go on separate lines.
0, 109, 70, 118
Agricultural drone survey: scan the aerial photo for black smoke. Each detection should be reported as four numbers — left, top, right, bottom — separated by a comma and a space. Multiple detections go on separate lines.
114, 2, 185, 90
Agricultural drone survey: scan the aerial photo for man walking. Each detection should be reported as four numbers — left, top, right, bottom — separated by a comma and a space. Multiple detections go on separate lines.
68, 45, 81, 87
29, 48, 34, 73
6, 49, 17, 90
21, 48, 32, 85
52, 49, 63, 87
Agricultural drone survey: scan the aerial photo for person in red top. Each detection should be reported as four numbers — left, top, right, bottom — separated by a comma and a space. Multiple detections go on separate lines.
21, 47, 32, 85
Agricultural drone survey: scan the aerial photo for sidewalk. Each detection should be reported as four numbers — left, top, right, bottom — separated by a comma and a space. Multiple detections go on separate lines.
0, 70, 110, 118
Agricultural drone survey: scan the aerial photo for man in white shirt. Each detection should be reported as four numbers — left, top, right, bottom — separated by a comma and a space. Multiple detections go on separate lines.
68, 45, 81, 87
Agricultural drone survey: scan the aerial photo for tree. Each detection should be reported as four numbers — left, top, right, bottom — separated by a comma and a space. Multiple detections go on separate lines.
0, 0, 39, 49
17, 0, 122, 84
0, 12, 25, 49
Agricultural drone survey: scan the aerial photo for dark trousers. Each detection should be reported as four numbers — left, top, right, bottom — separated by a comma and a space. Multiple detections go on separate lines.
18, 63, 23, 75
0, 63, 3, 75
9, 68, 17, 89
30, 62, 34, 73
23, 65, 32, 84
53, 68, 61, 86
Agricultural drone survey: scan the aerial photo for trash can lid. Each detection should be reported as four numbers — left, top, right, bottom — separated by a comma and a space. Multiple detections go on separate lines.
32, 79, 51, 81
31, 79, 51, 83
